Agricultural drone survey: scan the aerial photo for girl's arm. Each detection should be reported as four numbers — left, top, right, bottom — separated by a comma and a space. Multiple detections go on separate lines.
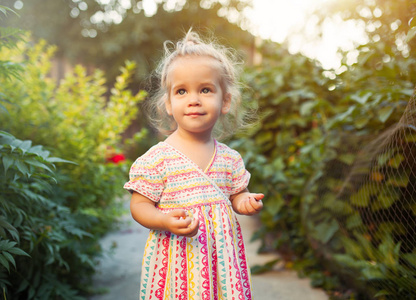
130, 192, 199, 237
230, 188, 264, 215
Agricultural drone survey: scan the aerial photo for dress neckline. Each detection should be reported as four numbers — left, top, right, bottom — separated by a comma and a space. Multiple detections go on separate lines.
161, 140, 217, 174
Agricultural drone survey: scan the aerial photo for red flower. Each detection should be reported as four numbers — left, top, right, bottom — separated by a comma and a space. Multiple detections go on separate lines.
108, 153, 126, 164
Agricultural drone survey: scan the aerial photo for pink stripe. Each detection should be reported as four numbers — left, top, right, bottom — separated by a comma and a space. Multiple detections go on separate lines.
158, 200, 230, 211
198, 210, 211, 300
178, 237, 188, 299
154, 232, 170, 299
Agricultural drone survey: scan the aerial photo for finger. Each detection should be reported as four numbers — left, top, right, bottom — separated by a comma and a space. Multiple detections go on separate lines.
182, 218, 199, 237
253, 193, 265, 201
170, 215, 192, 229
169, 209, 187, 219
243, 199, 253, 215
254, 200, 263, 211
247, 198, 262, 214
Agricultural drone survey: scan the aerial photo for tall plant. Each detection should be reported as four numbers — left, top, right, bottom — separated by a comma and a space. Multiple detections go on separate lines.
0, 131, 93, 299
0, 35, 147, 229
0, 5, 147, 297
237, 4, 416, 296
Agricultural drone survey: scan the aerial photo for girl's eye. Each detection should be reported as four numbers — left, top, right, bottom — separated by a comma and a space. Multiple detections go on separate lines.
177, 89, 186, 95
201, 88, 210, 94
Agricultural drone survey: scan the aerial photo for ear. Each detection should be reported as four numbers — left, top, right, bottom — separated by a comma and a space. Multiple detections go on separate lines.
221, 93, 231, 114
164, 95, 172, 116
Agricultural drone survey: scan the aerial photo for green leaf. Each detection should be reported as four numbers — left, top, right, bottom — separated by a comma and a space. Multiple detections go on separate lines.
2, 155, 14, 174
338, 153, 355, 165
15, 159, 29, 176
8, 247, 29, 256
350, 183, 375, 207
406, 26, 416, 43
25, 158, 54, 173
16, 279, 30, 294
346, 214, 363, 229
250, 259, 280, 275
19, 140, 32, 154
314, 219, 339, 243
404, 131, 416, 143
2, 251, 16, 269
0, 102, 9, 114
351, 92, 372, 104
0, 254, 10, 272
377, 106, 394, 123
354, 115, 369, 129
27, 145, 50, 158
374, 290, 392, 297
46, 157, 77, 164
388, 154, 404, 168
387, 173, 409, 187
402, 253, 416, 267
300, 101, 316, 116
410, 16, 416, 28
377, 149, 395, 166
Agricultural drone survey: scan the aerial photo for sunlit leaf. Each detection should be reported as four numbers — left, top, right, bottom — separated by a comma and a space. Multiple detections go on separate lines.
25, 158, 54, 173
388, 154, 404, 168
19, 140, 32, 155
406, 26, 416, 43
404, 131, 416, 143
387, 173, 409, 187
338, 153, 356, 165
300, 101, 316, 116
351, 92, 372, 104
377, 106, 394, 123
354, 115, 369, 129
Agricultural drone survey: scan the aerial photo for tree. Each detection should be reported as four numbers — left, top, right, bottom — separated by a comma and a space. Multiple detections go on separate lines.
2, 0, 254, 83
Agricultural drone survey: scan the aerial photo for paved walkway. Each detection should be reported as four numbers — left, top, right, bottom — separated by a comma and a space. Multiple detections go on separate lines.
89, 212, 328, 300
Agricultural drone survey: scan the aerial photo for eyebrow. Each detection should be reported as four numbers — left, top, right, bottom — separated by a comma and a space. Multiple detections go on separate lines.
171, 81, 217, 90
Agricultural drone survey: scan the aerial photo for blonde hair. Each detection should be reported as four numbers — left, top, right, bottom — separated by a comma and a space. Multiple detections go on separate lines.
146, 29, 246, 140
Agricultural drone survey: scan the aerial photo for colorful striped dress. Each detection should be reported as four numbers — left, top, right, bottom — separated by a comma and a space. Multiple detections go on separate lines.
124, 141, 253, 300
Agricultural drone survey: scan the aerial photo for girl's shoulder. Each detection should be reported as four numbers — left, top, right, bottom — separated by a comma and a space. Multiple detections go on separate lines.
133, 142, 170, 165
216, 141, 243, 160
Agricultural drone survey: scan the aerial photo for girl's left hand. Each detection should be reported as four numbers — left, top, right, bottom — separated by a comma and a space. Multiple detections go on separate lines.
231, 192, 264, 215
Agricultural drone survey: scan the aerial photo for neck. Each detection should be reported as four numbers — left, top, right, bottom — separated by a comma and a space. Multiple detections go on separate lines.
166, 129, 214, 146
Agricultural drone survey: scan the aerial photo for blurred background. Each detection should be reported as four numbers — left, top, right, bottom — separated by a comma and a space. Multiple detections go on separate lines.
1, 0, 415, 299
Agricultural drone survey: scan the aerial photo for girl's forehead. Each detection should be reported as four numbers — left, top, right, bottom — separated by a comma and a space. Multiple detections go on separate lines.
166, 55, 223, 82
170, 55, 220, 69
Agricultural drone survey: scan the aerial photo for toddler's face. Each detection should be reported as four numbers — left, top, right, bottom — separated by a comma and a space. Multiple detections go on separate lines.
165, 56, 231, 137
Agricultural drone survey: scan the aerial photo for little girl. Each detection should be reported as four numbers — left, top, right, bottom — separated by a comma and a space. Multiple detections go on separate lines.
124, 30, 264, 300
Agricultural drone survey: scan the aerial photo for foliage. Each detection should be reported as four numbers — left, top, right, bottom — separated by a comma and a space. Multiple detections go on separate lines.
1, 0, 254, 83
0, 7, 147, 297
0, 35, 147, 231
0, 131, 93, 299
236, 1, 416, 297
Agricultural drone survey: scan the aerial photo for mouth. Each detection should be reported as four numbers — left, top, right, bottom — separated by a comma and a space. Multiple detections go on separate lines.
185, 112, 205, 117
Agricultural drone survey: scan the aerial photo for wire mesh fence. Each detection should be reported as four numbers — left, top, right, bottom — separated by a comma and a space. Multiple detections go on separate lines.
302, 91, 416, 299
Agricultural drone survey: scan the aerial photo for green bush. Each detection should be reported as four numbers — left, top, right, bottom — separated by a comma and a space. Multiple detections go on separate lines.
0, 35, 147, 231
237, 38, 415, 299
0, 131, 92, 299
0, 9, 147, 297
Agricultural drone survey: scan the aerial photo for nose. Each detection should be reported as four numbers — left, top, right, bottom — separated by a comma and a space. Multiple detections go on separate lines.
188, 93, 201, 106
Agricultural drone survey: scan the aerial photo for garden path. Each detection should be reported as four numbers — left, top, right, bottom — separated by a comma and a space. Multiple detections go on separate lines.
89, 207, 328, 300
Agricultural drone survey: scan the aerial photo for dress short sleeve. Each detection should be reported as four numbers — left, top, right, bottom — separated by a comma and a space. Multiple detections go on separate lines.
231, 151, 251, 195
123, 152, 164, 203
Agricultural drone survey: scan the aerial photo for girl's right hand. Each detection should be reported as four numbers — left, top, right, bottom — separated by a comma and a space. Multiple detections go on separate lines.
163, 210, 199, 237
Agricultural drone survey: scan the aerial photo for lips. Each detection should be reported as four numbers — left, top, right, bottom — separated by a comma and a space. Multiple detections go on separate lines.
185, 112, 205, 116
